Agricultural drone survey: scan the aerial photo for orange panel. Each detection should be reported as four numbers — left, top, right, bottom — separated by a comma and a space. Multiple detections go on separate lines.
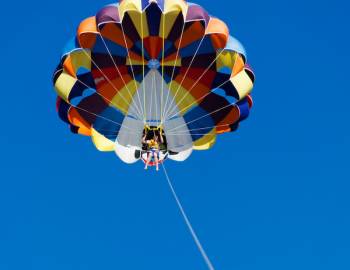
68, 108, 92, 136
144, 36, 162, 59
216, 106, 240, 132
100, 23, 133, 48
190, 81, 211, 100
205, 18, 228, 37
210, 33, 228, 50
173, 71, 210, 101
63, 56, 75, 77
128, 51, 144, 62
216, 125, 231, 134
163, 52, 178, 63
232, 54, 245, 77
176, 21, 205, 49
181, 67, 216, 86
97, 83, 117, 101
77, 17, 98, 48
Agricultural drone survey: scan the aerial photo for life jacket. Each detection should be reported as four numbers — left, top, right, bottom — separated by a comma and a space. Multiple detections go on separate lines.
148, 139, 159, 149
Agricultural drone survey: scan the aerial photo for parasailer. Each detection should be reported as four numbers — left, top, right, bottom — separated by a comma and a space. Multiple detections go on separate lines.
53, 0, 255, 167
142, 128, 164, 170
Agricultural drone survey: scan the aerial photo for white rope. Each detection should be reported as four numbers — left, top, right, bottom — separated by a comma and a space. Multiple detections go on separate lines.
161, 23, 185, 121
161, 164, 215, 270
165, 53, 240, 121
69, 103, 135, 132
73, 74, 141, 120
81, 49, 143, 120
99, 34, 144, 119
149, 70, 155, 120
160, 12, 166, 123
120, 22, 146, 122
162, 30, 207, 122
153, 70, 159, 126
140, 12, 147, 121
165, 133, 215, 136
164, 49, 226, 120
167, 101, 236, 134
168, 123, 231, 133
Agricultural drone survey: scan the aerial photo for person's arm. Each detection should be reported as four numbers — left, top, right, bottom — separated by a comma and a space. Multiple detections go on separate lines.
142, 134, 147, 144
159, 133, 164, 144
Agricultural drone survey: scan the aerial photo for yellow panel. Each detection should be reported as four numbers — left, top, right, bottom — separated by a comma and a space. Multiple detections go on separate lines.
163, 57, 181, 67
126, 57, 144, 66
127, 10, 149, 38
110, 80, 139, 113
119, 0, 141, 19
231, 69, 254, 100
216, 51, 236, 70
54, 72, 77, 102
167, 81, 197, 116
69, 50, 91, 74
193, 128, 216, 150
91, 128, 115, 152
160, 10, 181, 39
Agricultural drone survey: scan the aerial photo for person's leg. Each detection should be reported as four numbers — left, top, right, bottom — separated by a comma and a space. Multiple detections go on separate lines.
154, 151, 159, 171
144, 152, 151, 169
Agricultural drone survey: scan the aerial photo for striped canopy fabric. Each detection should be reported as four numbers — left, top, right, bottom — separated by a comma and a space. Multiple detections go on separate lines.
53, 0, 255, 161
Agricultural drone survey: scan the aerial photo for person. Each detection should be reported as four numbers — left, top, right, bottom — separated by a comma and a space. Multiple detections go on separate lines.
142, 130, 164, 171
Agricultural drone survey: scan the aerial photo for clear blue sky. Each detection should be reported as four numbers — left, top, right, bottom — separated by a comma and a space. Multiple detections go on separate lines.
0, 0, 349, 269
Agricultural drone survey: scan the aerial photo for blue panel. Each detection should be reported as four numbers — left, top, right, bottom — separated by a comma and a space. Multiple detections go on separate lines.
217, 66, 232, 75
180, 36, 214, 58
211, 88, 236, 104
220, 81, 240, 100
93, 106, 124, 140
92, 36, 127, 57
225, 35, 246, 56
77, 72, 96, 89
76, 67, 90, 76
142, 0, 164, 11
237, 98, 250, 121
69, 70, 97, 101
157, 40, 173, 60
146, 3, 161, 36
57, 98, 70, 124
183, 106, 214, 141
70, 88, 96, 106
134, 40, 150, 60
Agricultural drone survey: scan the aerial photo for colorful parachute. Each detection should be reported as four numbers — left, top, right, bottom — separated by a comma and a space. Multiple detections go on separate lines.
53, 0, 255, 164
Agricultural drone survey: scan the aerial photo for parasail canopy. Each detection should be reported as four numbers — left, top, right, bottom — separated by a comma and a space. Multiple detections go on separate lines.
53, 0, 255, 164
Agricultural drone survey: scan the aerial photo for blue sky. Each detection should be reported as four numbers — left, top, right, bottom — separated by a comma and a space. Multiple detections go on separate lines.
0, 0, 349, 269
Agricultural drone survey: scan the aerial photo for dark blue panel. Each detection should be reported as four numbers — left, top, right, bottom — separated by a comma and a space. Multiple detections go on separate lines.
180, 36, 214, 58
133, 40, 150, 60
77, 71, 96, 88
220, 80, 240, 100
57, 98, 70, 124
142, 0, 164, 11
69, 72, 97, 103
199, 93, 232, 125
146, 3, 161, 36
122, 12, 141, 42
237, 98, 250, 121
183, 106, 214, 141
93, 106, 124, 140
92, 36, 128, 57
211, 71, 231, 89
